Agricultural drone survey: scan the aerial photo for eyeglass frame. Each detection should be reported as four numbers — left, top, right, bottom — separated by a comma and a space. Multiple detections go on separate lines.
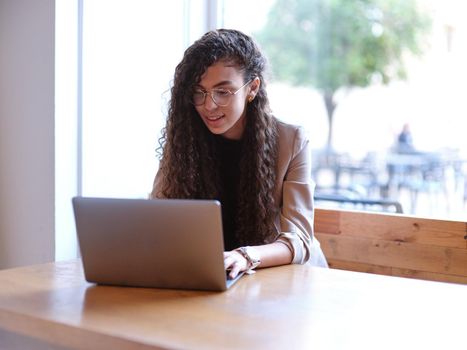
191, 79, 253, 107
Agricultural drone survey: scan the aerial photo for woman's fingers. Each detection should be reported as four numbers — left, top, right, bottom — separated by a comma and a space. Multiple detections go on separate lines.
223, 251, 247, 279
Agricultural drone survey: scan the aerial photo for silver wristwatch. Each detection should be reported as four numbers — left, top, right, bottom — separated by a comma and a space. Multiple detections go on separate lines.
236, 246, 261, 270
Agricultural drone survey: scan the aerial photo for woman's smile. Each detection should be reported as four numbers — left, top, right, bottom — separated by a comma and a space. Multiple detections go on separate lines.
205, 114, 224, 121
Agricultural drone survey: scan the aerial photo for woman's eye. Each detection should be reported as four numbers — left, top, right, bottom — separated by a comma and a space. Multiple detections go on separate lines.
215, 90, 230, 96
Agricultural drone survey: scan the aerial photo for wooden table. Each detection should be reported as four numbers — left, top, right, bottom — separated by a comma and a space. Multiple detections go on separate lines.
0, 260, 465, 350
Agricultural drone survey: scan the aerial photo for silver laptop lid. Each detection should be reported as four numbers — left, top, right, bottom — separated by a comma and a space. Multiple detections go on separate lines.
72, 197, 240, 291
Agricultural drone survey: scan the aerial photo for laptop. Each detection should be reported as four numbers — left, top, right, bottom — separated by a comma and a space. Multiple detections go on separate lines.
72, 197, 244, 291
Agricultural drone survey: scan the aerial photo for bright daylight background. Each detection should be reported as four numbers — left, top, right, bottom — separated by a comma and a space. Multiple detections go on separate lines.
222, 0, 467, 220
222, 0, 467, 156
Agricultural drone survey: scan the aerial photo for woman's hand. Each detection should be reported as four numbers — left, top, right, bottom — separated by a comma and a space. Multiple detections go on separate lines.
224, 242, 292, 279
223, 250, 248, 279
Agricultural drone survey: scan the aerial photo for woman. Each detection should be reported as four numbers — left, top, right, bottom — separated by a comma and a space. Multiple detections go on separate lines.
151, 29, 327, 279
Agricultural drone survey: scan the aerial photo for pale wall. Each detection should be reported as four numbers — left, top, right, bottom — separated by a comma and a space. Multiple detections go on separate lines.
0, 0, 55, 268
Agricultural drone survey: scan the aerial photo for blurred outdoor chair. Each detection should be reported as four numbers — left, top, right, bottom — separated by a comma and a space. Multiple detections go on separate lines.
385, 151, 456, 213
311, 149, 385, 197
314, 190, 403, 214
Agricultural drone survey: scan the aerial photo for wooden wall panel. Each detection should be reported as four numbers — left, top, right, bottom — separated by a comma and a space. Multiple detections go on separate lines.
315, 208, 467, 284
315, 209, 467, 249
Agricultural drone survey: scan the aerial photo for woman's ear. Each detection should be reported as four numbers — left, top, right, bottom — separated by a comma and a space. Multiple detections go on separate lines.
250, 77, 261, 95
248, 77, 261, 101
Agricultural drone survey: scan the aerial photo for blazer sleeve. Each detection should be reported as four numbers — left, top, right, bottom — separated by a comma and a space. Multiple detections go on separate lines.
276, 127, 315, 264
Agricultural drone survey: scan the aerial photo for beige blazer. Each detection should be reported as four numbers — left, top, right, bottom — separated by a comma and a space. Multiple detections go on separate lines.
150, 120, 327, 267
272, 121, 327, 267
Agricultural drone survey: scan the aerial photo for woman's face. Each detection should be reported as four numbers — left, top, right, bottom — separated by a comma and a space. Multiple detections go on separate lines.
194, 61, 259, 140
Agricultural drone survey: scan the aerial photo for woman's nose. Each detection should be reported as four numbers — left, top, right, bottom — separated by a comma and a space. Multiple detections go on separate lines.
203, 93, 218, 111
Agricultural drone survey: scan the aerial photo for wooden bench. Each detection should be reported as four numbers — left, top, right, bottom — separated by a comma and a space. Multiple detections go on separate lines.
314, 208, 467, 284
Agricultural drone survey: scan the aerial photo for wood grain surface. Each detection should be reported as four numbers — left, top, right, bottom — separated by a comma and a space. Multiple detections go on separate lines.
0, 260, 466, 349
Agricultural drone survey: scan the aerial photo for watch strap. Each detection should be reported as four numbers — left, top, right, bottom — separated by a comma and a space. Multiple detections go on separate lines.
236, 246, 261, 271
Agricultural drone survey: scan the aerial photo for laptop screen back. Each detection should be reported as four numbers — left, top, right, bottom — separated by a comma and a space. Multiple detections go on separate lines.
72, 197, 235, 291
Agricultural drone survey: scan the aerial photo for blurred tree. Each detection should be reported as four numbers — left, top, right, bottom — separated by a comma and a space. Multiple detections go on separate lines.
256, 0, 431, 151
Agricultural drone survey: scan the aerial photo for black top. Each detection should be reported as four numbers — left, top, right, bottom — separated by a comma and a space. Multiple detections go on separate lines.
216, 136, 242, 251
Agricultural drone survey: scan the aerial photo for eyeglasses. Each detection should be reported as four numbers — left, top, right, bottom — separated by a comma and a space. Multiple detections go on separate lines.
191, 79, 252, 107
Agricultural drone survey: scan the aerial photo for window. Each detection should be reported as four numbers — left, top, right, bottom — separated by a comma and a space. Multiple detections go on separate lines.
221, 0, 467, 220
55, 0, 211, 260
81, 1, 186, 198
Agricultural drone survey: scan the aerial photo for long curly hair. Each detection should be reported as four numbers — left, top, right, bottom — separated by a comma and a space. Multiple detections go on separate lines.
157, 29, 278, 246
